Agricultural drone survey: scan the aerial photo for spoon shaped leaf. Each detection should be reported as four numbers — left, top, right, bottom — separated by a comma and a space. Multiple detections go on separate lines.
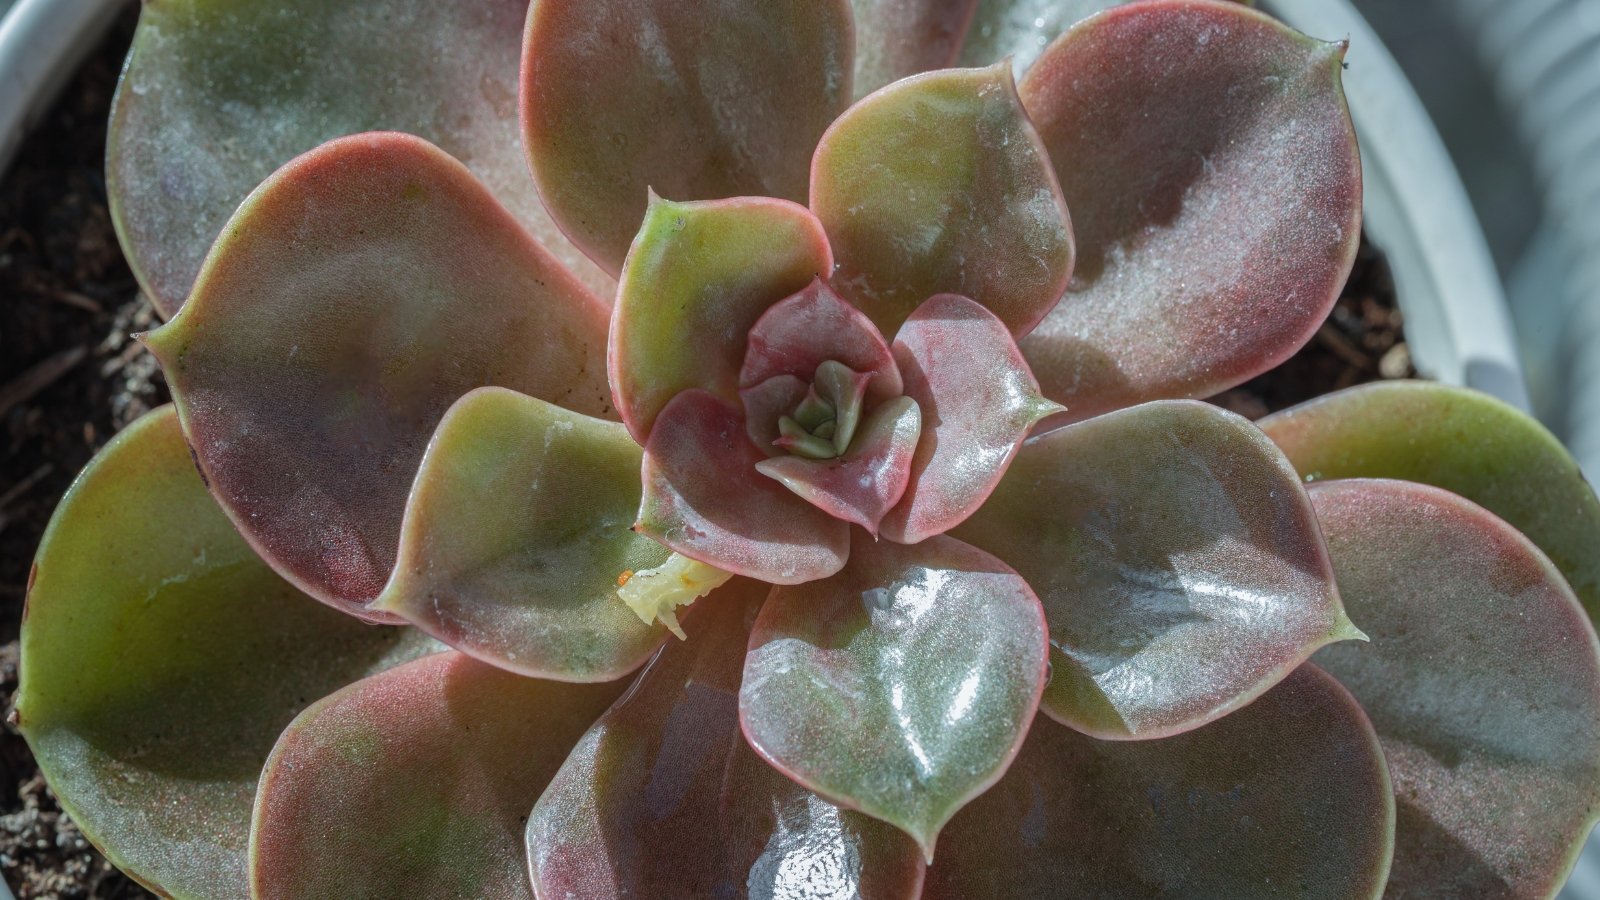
954, 400, 1359, 739
740, 531, 1048, 859
526, 580, 926, 899
740, 278, 903, 405
142, 133, 611, 616
15, 407, 439, 900
1310, 479, 1600, 899
813, 64, 1074, 339
923, 665, 1394, 899
523, 0, 853, 273
1017, 0, 1361, 421
373, 388, 670, 681
251, 651, 621, 899
1260, 380, 1600, 624
109, 0, 611, 316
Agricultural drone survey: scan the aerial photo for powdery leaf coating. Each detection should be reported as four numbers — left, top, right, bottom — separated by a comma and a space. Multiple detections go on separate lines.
957, 0, 1252, 76
526, 580, 926, 899
611, 196, 834, 443
15, 407, 439, 900
954, 400, 1360, 739
881, 295, 1061, 545
143, 133, 611, 616
850, 0, 981, 98
923, 665, 1394, 899
250, 651, 622, 899
757, 397, 923, 534
110, 0, 612, 317
813, 64, 1075, 338
522, 0, 854, 273
740, 532, 1048, 859
638, 390, 849, 584
1018, 0, 1361, 421
1310, 479, 1600, 899
740, 279, 903, 404
373, 388, 669, 681
1260, 380, 1600, 624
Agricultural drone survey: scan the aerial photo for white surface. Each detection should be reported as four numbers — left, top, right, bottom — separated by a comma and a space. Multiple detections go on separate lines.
0, 0, 124, 175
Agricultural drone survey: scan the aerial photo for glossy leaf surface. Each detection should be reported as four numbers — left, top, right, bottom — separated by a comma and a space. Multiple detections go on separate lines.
955, 400, 1357, 739
924, 665, 1394, 899
757, 397, 922, 534
251, 651, 621, 899
1018, 0, 1361, 420
527, 580, 926, 899
611, 196, 834, 443
1311, 479, 1600, 899
143, 133, 611, 615
741, 532, 1048, 858
374, 388, 669, 680
813, 64, 1074, 338
638, 390, 849, 584
523, 0, 854, 273
851, 0, 981, 98
1260, 380, 1600, 623
881, 295, 1060, 545
956, 0, 1251, 75
110, 0, 611, 316
16, 407, 438, 900
740, 279, 903, 404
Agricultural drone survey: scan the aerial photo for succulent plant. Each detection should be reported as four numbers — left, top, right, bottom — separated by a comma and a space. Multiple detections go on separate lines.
15, 0, 1600, 897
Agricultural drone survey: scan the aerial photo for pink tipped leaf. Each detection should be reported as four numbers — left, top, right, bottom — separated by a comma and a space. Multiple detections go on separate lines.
1260, 380, 1600, 623
373, 388, 671, 681
813, 64, 1075, 338
141, 133, 612, 616
14, 407, 440, 900
923, 666, 1394, 899
1310, 479, 1600, 899
526, 580, 926, 899
850, 0, 982, 98
740, 278, 903, 403
740, 531, 1049, 860
1018, 0, 1361, 420
756, 397, 923, 534
109, 0, 611, 317
953, 400, 1360, 739
880, 294, 1062, 545
611, 196, 834, 443
637, 390, 850, 584
250, 651, 622, 899
522, 0, 854, 273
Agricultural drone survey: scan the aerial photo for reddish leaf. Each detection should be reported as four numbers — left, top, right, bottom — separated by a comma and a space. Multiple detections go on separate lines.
756, 397, 922, 534
851, 0, 982, 97
740, 278, 903, 403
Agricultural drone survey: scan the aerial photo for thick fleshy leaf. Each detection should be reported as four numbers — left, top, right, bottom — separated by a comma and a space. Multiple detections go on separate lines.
527, 580, 927, 899
638, 389, 849, 584
522, 0, 854, 273
611, 196, 834, 443
109, 0, 611, 317
251, 651, 621, 899
1017, 0, 1361, 420
757, 397, 922, 534
813, 64, 1074, 338
142, 133, 611, 616
740, 278, 903, 403
15, 407, 439, 900
954, 400, 1359, 739
851, 0, 981, 98
1310, 479, 1600, 899
1260, 380, 1600, 623
372, 388, 669, 680
880, 295, 1060, 545
956, 0, 1252, 76
924, 665, 1394, 899
741, 375, 811, 457
740, 532, 1048, 858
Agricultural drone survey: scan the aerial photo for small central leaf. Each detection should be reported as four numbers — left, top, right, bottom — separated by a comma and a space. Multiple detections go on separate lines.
773, 360, 874, 461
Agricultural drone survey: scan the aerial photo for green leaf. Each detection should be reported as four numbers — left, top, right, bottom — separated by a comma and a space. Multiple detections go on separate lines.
373, 388, 670, 680
955, 400, 1360, 739
1260, 380, 1600, 624
1310, 478, 1600, 898
15, 407, 439, 900
740, 531, 1048, 859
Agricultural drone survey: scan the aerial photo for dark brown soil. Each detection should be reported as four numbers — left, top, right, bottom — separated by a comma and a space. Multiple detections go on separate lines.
0, 10, 1411, 898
